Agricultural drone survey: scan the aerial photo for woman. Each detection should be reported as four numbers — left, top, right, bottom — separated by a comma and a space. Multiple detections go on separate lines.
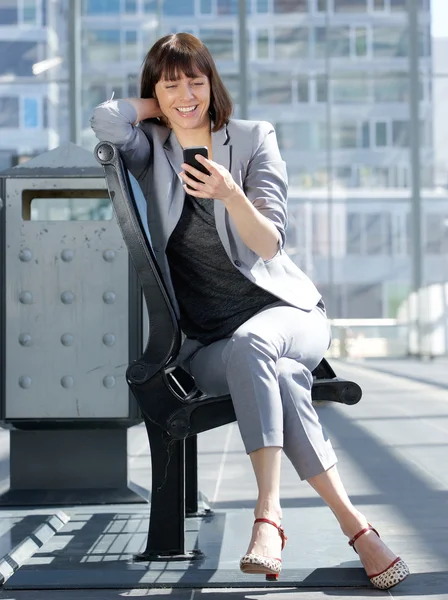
91, 33, 409, 590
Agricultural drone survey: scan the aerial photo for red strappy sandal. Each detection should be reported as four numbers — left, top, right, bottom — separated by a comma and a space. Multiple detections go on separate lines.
239, 518, 288, 581
349, 524, 410, 590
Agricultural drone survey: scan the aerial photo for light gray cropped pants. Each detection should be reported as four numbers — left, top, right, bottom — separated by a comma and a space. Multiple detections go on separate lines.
177, 302, 338, 481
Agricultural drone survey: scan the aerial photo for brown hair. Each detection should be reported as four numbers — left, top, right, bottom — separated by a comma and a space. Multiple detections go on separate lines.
140, 33, 233, 132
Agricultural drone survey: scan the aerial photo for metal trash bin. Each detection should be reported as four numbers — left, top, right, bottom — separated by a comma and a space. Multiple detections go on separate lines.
0, 143, 144, 505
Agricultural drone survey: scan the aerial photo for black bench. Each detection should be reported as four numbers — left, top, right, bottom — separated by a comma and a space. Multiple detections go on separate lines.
94, 141, 362, 561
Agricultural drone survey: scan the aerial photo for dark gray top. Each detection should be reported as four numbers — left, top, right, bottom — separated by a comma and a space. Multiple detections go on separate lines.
166, 194, 279, 345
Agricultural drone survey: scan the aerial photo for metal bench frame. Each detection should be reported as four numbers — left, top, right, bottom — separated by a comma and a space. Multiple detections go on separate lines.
94, 141, 362, 560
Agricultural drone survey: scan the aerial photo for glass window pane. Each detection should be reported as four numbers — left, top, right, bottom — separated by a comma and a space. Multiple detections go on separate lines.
375, 122, 387, 146
256, 0, 269, 13
392, 120, 409, 147
0, 41, 41, 76
85, 0, 120, 14
0, 0, 18, 24
23, 97, 39, 128
163, 0, 194, 15
316, 75, 328, 102
297, 76, 309, 102
332, 75, 370, 104
347, 213, 362, 254
221, 74, 240, 104
361, 121, 370, 148
374, 73, 408, 102
354, 27, 367, 57
0, 97, 19, 128
256, 29, 269, 59
277, 122, 310, 151
373, 27, 408, 58
390, 0, 406, 11
275, 27, 309, 59
366, 214, 383, 254
199, 29, 234, 60
200, 0, 212, 14
23, 0, 37, 24
334, 0, 367, 11
257, 73, 292, 104
332, 122, 357, 148
124, 30, 138, 60
315, 27, 350, 59
274, 0, 307, 13
85, 30, 121, 63
373, 0, 386, 9
217, 0, 237, 14
317, 0, 327, 10
125, 0, 137, 13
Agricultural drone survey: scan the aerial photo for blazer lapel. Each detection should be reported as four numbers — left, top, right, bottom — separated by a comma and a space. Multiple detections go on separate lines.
212, 124, 233, 258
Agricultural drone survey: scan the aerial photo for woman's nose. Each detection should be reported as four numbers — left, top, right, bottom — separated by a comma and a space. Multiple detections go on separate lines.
179, 84, 194, 100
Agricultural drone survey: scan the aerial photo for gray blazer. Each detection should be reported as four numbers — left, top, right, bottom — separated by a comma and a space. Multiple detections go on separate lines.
91, 100, 321, 318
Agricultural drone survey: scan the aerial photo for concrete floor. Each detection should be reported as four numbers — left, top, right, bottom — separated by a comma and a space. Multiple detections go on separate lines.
0, 359, 447, 599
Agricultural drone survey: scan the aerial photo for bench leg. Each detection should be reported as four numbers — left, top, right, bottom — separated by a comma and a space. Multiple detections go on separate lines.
135, 417, 202, 561
185, 435, 198, 515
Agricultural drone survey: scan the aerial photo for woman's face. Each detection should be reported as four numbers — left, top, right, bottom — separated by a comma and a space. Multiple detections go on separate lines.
154, 72, 211, 132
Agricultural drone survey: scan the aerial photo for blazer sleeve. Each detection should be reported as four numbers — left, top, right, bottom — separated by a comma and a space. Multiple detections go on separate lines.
90, 99, 151, 180
243, 121, 288, 249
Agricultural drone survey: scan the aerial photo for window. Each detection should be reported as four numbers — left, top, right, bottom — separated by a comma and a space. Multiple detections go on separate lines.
85, 30, 121, 63
124, 0, 137, 13
315, 27, 350, 59
297, 76, 309, 102
361, 122, 370, 148
332, 75, 370, 104
373, 0, 386, 9
375, 122, 387, 146
84, 0, 120, 14
392, 120, 409, 147
199, 29, 234, 60
256, 0, 269, 13
0, 0, 18, 24
124, 30, 138, 61
217, 0, 238, 14
334, 0, 367, 11
354, 27, 367, 57
200, 0, 212, 14
255, 29, 269, 59
374, 73, 409, 103
274, 0, 307, 13
221, 74, 239, 104
276, 122, 311, 151
373, 27, 408, 58
257, 73, 292, 104
23, 97, 39, 128
316, 75, 328, 102
0, 41, 42, 76
390, 0, 406, 11
366, 214, 383, 254
317, 0, 327, 10
425, 215, 448, 254
163, 0, 194, 15
275, 28, 309, 59
0, 97, 19, 128
347, 213, 362, 254
22, 0, 37, 24
332, 122, 357, 149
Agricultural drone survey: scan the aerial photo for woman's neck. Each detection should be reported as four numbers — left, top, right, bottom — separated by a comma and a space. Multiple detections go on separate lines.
172, 123, 212, 153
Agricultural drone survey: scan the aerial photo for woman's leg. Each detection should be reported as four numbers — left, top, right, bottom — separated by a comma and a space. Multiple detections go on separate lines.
307, 466, 398, 576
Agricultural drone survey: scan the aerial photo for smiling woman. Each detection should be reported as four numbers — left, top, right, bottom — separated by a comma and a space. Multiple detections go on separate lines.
90, 32, 409, 590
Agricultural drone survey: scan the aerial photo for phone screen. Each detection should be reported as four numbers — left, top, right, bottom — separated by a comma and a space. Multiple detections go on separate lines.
183, 146, 209, 186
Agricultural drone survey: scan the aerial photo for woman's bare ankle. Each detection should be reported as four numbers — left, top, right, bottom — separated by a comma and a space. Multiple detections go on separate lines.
254, 500, 282, 523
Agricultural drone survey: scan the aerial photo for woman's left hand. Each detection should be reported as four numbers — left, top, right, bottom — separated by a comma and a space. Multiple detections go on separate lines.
180, 154, 241, 204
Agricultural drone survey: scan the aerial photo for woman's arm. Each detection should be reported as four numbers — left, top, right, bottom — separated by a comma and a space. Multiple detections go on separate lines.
180, 122, 287, 261
90, 98, 161, 178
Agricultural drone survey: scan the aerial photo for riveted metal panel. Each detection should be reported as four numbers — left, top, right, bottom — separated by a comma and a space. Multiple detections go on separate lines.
4, 177, 132, 420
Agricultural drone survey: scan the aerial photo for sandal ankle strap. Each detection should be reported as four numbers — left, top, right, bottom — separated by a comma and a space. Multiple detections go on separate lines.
348, 523, 380, 554
254, 517, 288, 550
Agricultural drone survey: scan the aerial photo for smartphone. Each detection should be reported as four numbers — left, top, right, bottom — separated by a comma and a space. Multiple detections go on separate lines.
183, 146, 209, 188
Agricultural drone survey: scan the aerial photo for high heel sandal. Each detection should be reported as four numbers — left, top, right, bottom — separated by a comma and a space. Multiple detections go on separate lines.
239, 518, 287, 581
348, 524, 410, 590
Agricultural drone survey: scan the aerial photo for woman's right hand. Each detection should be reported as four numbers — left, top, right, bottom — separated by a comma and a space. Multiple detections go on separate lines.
125, 98, 163, 123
